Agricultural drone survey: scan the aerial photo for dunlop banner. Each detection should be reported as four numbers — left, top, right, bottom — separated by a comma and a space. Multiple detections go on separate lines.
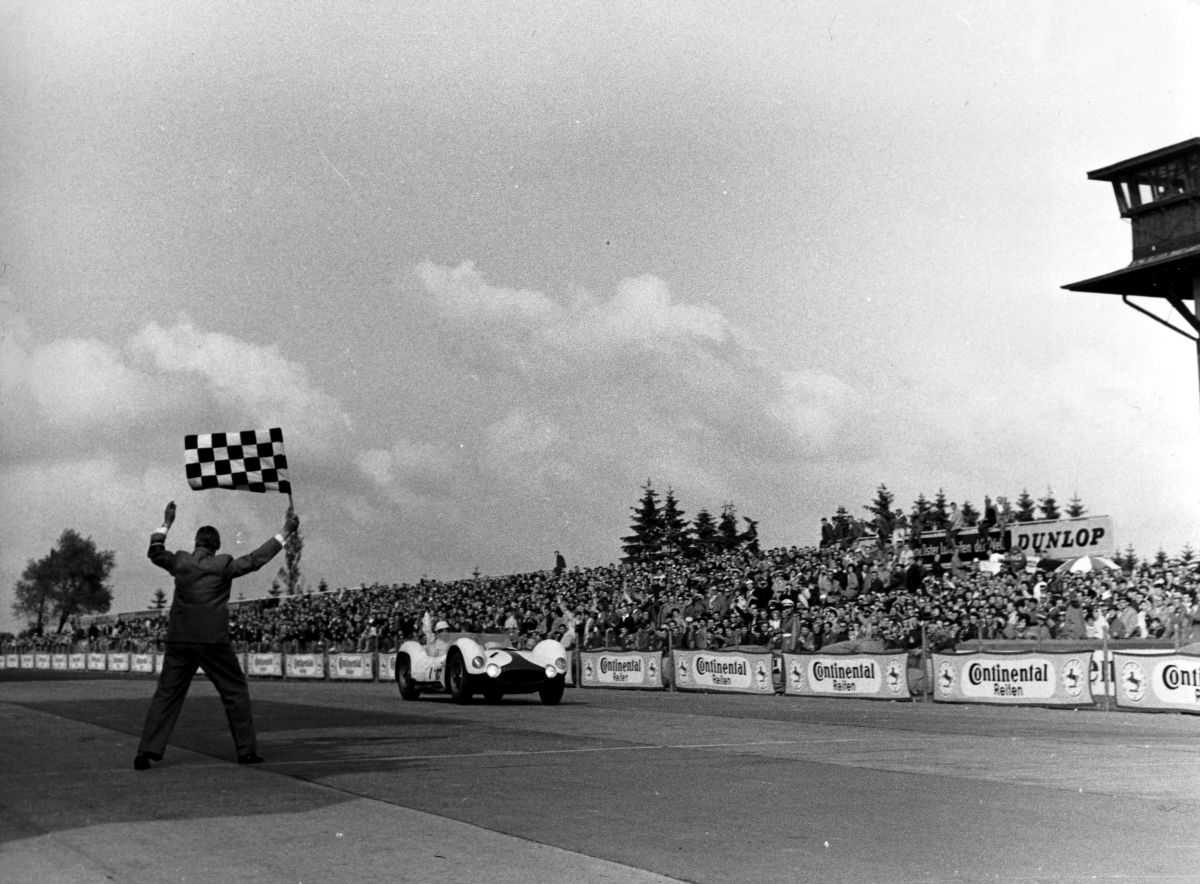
933, 651, 1093, 706
52, 654, 68, 670
782, 652, 911, 700
131, 653, 155, 674
328, 652, 374, 680
107, 652, 130, 672
1112, 651, 1200, 715
87, 652, 106, 671
580, 651, 664, 689
284, 653, 325, 679
1010, 516, 1114, 558
246, 653, 283, 677
68, 653, 86, 671
35, 653, 50, 669
673, 649, 774, 694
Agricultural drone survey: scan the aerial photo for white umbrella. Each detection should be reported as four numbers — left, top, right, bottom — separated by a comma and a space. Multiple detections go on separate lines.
1054, 555, 1119, 574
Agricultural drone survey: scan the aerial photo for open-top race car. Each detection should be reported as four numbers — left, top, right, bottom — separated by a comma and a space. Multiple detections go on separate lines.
395, 632, 568, 705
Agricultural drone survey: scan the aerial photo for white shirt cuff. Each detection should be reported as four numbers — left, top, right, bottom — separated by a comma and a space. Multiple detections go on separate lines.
155, 526, 170, 535
274, 533, 286, 545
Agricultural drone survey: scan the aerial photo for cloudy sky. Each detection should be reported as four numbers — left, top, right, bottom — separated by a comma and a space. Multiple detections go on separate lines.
4, 2, 1200, 632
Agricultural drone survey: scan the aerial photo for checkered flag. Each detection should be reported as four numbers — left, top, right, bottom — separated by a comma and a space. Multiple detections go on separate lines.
185, 428, 291, 494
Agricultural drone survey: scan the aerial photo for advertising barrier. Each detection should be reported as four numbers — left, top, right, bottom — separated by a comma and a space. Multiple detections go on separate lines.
87, 652, 107, 671
328, 652, 374, 680
284, 653, 325, 679
933, 650, 1093, 706
246, 653, 283, 677
68, 653, 86, 671
783, 652, 911, 700
1112, 651, 1200, 715
52, 653, 68, 670
35, 653, 50, 670
131, 653, 155, 674
673, 648, 774, 694
107, 653, 130, 673
580, 651, 664, 689
377, 652, 396, 682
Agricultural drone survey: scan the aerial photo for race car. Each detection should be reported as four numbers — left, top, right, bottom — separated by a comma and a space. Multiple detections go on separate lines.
395, 632, 568, 705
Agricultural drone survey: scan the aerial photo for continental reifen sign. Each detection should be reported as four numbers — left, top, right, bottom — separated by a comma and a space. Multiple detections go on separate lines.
933, 651, 1094, 706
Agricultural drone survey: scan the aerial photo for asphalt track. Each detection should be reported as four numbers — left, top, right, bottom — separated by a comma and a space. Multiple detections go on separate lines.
2, 671, 1198, 883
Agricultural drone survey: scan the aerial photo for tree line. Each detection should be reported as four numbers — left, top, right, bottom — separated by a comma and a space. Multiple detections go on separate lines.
621, 480, 760, 563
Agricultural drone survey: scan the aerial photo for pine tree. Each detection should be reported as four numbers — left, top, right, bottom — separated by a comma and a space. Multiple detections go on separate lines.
910, 493, 934, 538
283, 503, 304, 595
318, 578, 329, 593
1038, 488, 1061, 521
1178, 544, 1196, 566
1121, 544, 1139, 571
661, 487, 691, 556
621, 481, 663, 562
1065, 493, 1086, 518
718, 503, 741, 551
691, 508, 719, 555
960, 500, 980, 526
151, 588, 167, 610
1154, 548, 1169, 568
268, 569, 284, 598
931, 489, 950, 530
1014, 489, 1038, 522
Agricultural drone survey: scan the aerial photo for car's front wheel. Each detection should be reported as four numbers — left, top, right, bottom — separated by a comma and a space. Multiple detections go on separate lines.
447, 652, 473, 703
538, 676, 565, 706
396, 657, 420, 700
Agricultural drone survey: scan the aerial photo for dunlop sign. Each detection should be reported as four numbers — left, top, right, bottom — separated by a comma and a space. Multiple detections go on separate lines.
933, 651, 1093, 706
1009, 516, 1113, 558
674, 649, 774, 694
1112, 651, 1200, 715
783, 653, 910, 700
580, 651, 664, 689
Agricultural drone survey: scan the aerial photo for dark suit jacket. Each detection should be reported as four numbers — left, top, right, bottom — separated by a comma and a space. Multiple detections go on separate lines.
148, 532, 283, 643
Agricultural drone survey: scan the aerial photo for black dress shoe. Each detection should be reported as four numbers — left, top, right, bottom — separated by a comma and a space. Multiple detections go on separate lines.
237, 753, 264, 765
133, 752, 154, 771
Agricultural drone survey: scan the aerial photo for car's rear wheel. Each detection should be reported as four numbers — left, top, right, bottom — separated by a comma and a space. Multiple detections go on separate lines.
447, 652, 472, 703
396, 657, 420, 700
538, 676, 565, 706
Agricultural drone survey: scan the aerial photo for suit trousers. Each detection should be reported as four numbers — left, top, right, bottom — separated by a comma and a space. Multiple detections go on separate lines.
137, 641, 258, 759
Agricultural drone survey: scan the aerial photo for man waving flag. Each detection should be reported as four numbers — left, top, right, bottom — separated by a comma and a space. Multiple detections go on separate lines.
185, 428, 291, 495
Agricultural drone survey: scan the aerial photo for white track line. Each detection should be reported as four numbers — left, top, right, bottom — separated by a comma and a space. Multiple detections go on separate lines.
268, 737, 863, 766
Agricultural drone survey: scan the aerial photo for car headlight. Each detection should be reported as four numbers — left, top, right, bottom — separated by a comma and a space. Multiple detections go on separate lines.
486, 663, 501, 678
554, 657, 567, 673
544, 664, 557, 678
471, 656, 485, 669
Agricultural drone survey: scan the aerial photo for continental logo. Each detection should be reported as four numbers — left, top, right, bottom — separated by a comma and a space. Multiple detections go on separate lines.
600, 658, 643, 674
967, 663, 1048, 685
812, 662, 877, 681
695, 657, 748, 677
1161, 664, 1200, 690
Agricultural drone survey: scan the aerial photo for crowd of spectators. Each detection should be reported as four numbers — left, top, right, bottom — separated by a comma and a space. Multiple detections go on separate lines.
9, 533, 1200, 657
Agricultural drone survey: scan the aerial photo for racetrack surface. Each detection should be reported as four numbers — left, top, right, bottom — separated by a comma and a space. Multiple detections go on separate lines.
2, 671, 1198, 883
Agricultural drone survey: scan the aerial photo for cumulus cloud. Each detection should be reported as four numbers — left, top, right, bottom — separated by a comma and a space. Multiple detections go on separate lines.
0, 311, 153, 437
129, 318, 352, 446
414, 261, 729, 367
